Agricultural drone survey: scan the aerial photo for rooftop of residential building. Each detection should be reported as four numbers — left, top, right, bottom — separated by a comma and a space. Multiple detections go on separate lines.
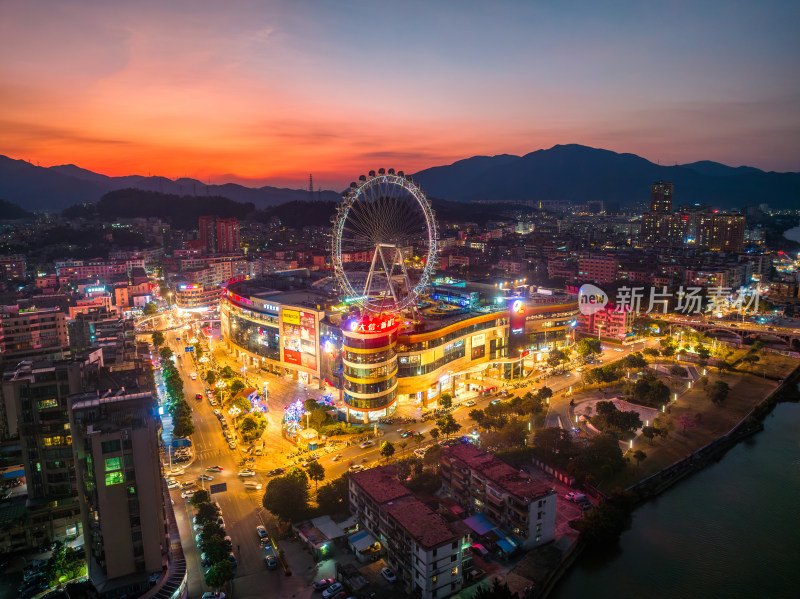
444, 443, 553, 503
383, 495, 460, 550
349, 466, 411, 504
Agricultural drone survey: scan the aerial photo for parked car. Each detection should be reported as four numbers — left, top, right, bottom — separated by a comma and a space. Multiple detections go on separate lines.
181, 489, 195, 499
167, 480, 180, 489
191, 373, 198, 380
564, 492, 586, 503
413, 448, 427, 458
228, 440, 237, 450
265, 555, 278, 569
213, 409, 222, 417
256, 525, 268, 539
470, 543, 489, 557
267, 468, 285, 476
254, 447, 263, 456
348, 464, 363, 472
202, 593, 226, 599
468, 568, 486, 580
464, 400, 477, 407
380, 567, 397, 583
322, 583, 343, 598
313, 578, 335, 591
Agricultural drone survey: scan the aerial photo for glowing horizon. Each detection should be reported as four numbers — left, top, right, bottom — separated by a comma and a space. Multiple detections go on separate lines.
1, 1, 798, 190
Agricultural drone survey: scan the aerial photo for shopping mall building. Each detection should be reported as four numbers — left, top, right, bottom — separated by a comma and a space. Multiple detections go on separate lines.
220, 278, 579, 423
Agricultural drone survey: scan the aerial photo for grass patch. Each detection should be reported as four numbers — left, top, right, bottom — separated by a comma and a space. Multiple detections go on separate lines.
597, 371, 783, 492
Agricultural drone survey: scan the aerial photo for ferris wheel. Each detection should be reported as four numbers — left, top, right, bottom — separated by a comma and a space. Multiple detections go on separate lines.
331, 168, 438, 315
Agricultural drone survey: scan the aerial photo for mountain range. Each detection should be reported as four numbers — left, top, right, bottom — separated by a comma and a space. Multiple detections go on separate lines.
412, 145, 800, 209
0, 155, 341, 212
1, 144, 798, 212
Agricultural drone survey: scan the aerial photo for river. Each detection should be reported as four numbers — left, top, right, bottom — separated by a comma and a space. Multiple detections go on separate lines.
551, 399, 800, 599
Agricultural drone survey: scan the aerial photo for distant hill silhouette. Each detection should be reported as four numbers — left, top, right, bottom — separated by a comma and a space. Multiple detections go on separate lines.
0, 197, 33, 220
0, 155, 340, 212
2, 145, 798, 212
63, 189, 257, 229
412, 144, 800, 209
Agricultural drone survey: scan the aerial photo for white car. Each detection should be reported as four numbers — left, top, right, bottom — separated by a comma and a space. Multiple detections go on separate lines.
191, 373, 198, 380
464, 400, 477, 407
181, 489, 195, 499
238, 469, 256, 477
359, 441, 374, 449
228, 440, 237, 450
380, 567, 397, 583
167, 480, 180, 489
243, 481, 262, 490
256, 525, 268, 539
331, 454, 343, 462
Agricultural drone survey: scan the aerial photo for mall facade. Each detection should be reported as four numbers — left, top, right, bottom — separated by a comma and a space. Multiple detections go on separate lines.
220, 278, 579, 423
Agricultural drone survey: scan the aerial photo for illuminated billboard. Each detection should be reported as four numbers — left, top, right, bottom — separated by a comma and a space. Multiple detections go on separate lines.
282, 309, 317, 370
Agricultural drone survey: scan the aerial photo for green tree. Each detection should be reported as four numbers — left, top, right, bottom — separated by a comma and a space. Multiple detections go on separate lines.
194, 502, 221, 525
435, 414, 461, 439
46, 541, 86, 586
206, 371, 217, 386
576, 338, 601, 358
706, 380, 731, 405
472, 577, 518, 599
670, 364, 688, 377
439, 392, 452, 410
263, 470, 310, 523
536, 386, 553, 402
413, 432, 425, 450
190, 489, 211, 507
229, 378, 246, 396
152, 331, 165, 347
423, 444, 442, 469
429, 427, 440, 443
304, 398, 319, 412
143, 302, 158, 316
229, 394, 252, 414
398, 441, 408, 459
239, 412, 266, 442
204, 559, 234, 590
641, 425, 658, 445
643, 347, 660, 358
632, 449, 647, 469
547, 349, 567, 368
220, 365, 236, 379
159, 346, 174, 361
305, 461, 325, 491
380, 441, 396, 463
316, 475, 350, 514
172, 414, 195, 438
498, 418, 527, 448
741, 353, 760, 365
469, 408, 487, 428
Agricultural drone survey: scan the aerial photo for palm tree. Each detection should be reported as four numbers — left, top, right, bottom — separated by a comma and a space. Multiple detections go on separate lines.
398, 441, 408, 459
413, 432, 425, 450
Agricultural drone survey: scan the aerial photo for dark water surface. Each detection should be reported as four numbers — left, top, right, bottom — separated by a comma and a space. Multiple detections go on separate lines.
552, 400, 800, 599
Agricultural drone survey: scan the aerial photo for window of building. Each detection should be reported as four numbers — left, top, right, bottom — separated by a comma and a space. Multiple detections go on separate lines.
451, 554, 457, 562
105, 471, 124, 486
451, 567, 458, 576
432, 575, 437, 583
104, 457, 121, 472
101, 440, 121, 453
38, 399, 58, 409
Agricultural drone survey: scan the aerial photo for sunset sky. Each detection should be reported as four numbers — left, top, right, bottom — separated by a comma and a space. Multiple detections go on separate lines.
1, 0, 798, 188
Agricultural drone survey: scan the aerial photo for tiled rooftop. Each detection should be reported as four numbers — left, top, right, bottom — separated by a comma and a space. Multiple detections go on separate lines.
444, 443, 552, 502
383, 495, 458, 550
350, 466, 411, 504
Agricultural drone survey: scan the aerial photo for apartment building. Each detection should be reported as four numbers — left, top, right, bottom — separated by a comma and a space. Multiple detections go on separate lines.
69, 390, 167, 599
349, 466, 468, 599
0, 305, 69, 361
577, 255, 619, 284
440, 444, 557, 550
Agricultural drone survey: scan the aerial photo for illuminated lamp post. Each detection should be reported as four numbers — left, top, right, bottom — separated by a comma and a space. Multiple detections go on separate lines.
229, 404, 242, 431
304, 411, 311, 430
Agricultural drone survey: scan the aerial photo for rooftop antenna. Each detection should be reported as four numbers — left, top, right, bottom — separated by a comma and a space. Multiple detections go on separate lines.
308, 174, 314, 201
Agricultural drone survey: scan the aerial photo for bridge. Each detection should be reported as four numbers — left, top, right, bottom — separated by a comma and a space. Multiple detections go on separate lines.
664, 318, 800, 350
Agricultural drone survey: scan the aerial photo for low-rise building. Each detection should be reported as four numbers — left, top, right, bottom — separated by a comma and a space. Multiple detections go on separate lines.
349, 466, 468, 599
440, 444, 557, 550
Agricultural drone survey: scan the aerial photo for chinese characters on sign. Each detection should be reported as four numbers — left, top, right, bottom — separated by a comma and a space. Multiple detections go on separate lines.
350, 314, 398, 333
613, 285, 761, 314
